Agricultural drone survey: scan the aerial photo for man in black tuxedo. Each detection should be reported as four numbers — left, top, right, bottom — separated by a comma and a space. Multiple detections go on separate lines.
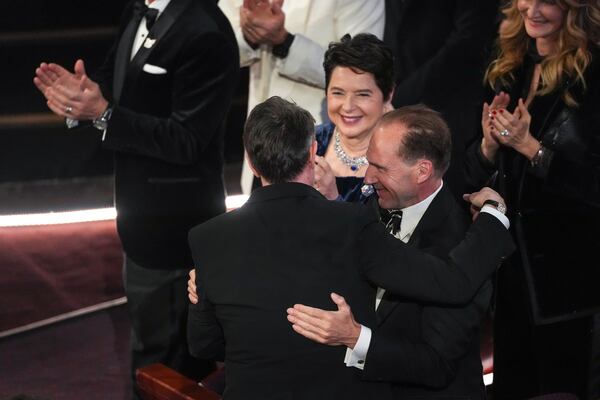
288, 106, 493, 399
384, 0, 499, 199
33, 0, 239, 396
187, 96, 513, 399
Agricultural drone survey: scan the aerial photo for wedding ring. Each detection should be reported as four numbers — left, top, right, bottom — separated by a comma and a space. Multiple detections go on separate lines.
500, 129, 510, 137
65, 106, 73, 114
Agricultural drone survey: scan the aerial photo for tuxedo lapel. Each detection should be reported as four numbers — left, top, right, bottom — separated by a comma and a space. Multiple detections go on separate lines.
409, 186, 450, 245
376, 284, 402, 325
376, 185, 450, 325
113, 9, 140, 103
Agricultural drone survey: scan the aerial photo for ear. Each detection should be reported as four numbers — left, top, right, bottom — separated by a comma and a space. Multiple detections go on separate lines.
383, 90, 395, 113
308, 139, 318, 165
415, 159, 433, 184
245, 153, 261, 178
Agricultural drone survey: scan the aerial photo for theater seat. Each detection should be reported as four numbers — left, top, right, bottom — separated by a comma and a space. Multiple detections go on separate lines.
136, 363, 221, 400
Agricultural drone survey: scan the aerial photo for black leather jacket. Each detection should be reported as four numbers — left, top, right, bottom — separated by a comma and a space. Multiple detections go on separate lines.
464, 46, 600, 324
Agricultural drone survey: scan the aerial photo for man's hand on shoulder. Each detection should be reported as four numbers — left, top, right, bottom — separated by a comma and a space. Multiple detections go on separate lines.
188, 269, 199, 304
287, 292, 361, 349
463, 187, 507, 222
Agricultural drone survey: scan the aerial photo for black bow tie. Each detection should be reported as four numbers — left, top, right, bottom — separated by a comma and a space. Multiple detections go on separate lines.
380, 208, 403, 236
134, 1, 159, 30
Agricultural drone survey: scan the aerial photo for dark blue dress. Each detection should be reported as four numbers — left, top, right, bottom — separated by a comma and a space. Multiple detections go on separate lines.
315, 122, 368, 203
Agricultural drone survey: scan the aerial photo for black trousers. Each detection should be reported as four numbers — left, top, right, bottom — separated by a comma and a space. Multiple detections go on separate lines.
124, 256, 214, 399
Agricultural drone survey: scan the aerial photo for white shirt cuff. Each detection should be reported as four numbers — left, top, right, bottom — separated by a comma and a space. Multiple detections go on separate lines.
344, 324, 372, 370
481, 206, 510, 229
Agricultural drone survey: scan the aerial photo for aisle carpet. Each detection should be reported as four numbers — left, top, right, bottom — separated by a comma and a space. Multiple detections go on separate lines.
0, 305, 131, 400
0, 220, 123, 333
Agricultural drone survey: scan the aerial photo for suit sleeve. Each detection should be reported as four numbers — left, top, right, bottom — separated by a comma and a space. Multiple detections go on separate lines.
363, 281, 492, 386
101, 29, 239, 165
392, 0, 498, 107
187, 297, 225, 361
276, 0, 385, 89
187, 230, 226, 361
464, 138, 498, 192
358, 210, 514, 305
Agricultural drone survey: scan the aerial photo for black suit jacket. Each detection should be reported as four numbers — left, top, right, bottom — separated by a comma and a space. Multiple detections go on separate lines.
94, 0, 239, 269
187, 183, 513, 399
363, 185, 491, 399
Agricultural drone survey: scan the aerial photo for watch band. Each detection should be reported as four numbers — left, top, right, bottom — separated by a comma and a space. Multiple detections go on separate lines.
93, 104, 114, 131
482, 199, 507, 214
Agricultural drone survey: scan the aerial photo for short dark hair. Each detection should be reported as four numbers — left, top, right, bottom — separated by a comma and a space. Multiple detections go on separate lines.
323, 33, 394, 101
380, 105, 452, 177
243, 96, 315, 184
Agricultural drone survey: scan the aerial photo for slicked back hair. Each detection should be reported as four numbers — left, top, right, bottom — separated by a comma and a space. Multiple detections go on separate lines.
380, 105, 452, 177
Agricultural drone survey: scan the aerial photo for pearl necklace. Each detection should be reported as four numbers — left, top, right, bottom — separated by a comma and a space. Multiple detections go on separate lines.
333, 129, 369, 171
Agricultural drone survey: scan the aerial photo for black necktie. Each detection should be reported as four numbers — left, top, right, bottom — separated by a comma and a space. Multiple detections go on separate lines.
134, 1, 159, 30
381, 208, 403, 236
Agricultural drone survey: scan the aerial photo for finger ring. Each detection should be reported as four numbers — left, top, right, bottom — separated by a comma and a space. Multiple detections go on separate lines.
500, 129, 510, 136
65, 106, 73, 114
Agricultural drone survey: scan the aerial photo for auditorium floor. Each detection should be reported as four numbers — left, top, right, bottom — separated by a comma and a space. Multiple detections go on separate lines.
0, 305, 131, 400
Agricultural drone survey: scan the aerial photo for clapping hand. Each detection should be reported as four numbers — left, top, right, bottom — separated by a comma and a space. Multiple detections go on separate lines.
33, 59, 108, 120
463, 186, 506, 220
188, 269, 199, 304
480, 91, 510, 162
490, 98, 540, 159
314, 156, 340, 200
240, 0, 287, 47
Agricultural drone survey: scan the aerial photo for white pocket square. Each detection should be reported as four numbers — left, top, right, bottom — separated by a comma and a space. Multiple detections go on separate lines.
142, 64, 167, 75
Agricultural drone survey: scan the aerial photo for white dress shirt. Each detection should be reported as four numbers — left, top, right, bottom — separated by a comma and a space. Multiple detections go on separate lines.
131, 0, 171, 58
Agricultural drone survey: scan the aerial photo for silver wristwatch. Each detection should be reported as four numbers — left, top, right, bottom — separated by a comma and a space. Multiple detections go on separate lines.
92, 104, 113, 131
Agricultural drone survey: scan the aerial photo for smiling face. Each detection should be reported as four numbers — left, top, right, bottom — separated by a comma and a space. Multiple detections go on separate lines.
518, 0, 566, 41
364, 123, 420, 210
326, 66, 387, 142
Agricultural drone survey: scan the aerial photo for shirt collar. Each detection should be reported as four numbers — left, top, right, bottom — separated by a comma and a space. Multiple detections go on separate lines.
398, 181, 443, 241
147, 0, 170, 17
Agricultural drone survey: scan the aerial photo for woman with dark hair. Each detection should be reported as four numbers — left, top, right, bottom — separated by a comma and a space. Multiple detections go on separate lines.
313, 33, 394, 202
465, 0, 600, 398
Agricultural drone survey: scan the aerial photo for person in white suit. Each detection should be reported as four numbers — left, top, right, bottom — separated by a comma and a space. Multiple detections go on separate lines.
219, 0, 384, 193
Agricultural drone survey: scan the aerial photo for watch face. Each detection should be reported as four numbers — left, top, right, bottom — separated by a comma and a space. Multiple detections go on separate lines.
93, 106, 112, 131
497, 203, 507, 214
